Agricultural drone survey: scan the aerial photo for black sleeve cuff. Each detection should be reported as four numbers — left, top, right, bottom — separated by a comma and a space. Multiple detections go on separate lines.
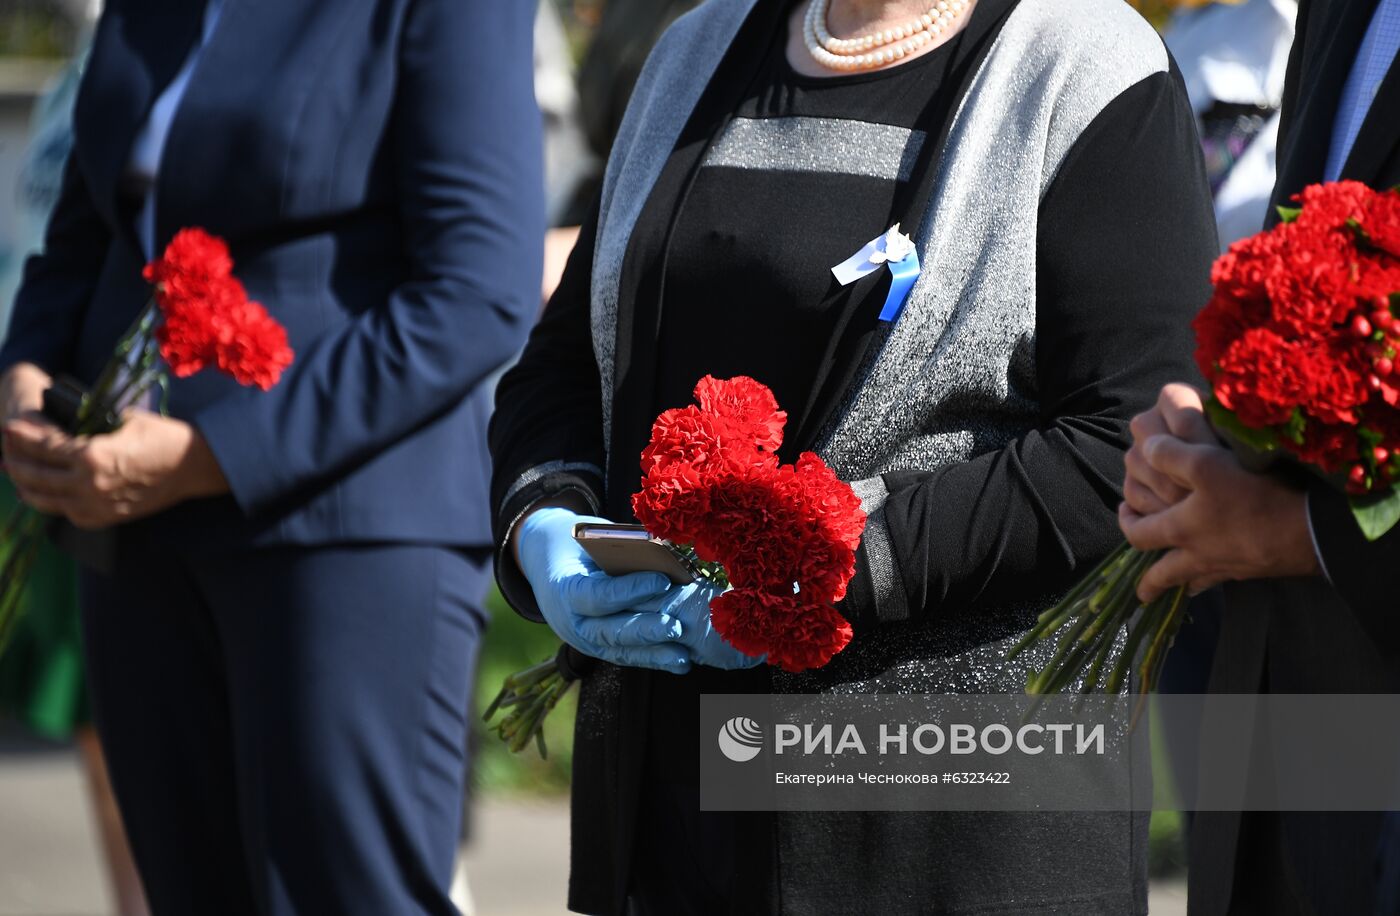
838, 475, 912, 628
492, 463, 604, 623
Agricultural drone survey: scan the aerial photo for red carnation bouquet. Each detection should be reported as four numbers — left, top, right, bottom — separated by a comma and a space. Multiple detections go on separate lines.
1008, 181, 1400, 707
486, 376, 865, 755
631, 375, 863, 671
0, 228, 293, 653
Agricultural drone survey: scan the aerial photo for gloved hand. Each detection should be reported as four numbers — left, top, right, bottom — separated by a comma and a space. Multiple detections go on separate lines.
516, 506, 691, 674
640, 582, 766, 671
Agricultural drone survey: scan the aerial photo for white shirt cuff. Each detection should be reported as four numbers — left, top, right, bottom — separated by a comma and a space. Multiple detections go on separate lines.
1305, 494, 1334, 584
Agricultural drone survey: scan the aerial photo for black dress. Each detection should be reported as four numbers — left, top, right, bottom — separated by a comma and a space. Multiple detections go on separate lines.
634, 25, 978, 914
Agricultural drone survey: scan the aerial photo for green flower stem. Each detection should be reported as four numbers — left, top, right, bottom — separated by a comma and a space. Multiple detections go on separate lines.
1027, 606, 1100, 695
1104, 587, 1170, 694
484, 656, 577, 759
1078, 622, 1120, 698
1008, 542, 1132, 659
1136, 586, 1188, 695
1026, 546, 1163, 698
80, 299, 159, 431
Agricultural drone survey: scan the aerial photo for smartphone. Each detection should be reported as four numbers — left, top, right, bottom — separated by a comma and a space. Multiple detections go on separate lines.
573, 523, 697, 585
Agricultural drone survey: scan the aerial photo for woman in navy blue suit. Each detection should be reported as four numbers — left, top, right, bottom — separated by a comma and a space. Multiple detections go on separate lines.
0, 0, 543, 912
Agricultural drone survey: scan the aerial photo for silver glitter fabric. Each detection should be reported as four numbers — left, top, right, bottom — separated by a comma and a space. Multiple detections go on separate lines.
499, 459, 604, 516
703, 116, 926, 181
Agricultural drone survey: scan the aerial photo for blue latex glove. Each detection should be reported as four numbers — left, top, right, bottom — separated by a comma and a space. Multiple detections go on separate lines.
639, 582, 766, 671
516, 507, 691, 674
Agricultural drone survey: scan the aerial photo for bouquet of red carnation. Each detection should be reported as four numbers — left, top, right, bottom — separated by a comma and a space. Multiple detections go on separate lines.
1008, 181, 1400, 708
0, 228, 293, 654
631, 375, 864, 671
486, 376, 865, 755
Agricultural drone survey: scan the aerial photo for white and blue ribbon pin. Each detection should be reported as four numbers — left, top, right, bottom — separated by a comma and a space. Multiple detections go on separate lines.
830, 223, 920, 323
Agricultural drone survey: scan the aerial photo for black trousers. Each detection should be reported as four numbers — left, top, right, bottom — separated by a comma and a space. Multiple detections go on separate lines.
79, 532, 489, 915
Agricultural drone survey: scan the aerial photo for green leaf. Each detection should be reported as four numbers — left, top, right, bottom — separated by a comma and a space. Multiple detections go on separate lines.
1347, 216, 1373, 245
1276, 205, 1302, 223
1350, 488, 1400, 541
1283, 408, 1307, 446
1205, 397, 1280, 454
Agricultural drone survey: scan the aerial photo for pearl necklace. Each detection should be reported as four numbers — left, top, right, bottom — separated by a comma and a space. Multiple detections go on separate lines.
803, 0, 969, 72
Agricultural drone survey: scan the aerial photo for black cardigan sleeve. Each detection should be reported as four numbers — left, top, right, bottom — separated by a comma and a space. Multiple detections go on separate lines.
488, 203, 608, 621
840, 67, 1219, 625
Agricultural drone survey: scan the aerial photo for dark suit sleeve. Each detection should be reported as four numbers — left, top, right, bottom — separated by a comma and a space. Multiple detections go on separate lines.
0, 156, 110, 375
841, 69, 1219, 626
193, 0, 544, 518
487, 203, 607, 621
1307, 482, 1400, 653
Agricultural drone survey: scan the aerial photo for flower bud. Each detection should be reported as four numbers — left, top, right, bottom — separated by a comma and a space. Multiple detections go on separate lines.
1379, 357, 1396, 376
1376, 447, 1391, 465
1354, 315, 1375, 337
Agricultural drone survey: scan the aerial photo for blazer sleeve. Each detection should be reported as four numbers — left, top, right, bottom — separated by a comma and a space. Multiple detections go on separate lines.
487, 203, 607, 622
0, 156, 110, 375
192, 0, 544, 518
840, 68, 1220, 627
1307, 482, 1400, 653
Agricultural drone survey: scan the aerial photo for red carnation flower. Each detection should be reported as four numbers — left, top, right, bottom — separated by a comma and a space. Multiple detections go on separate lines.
145, 228, 294, 389
213, 299, 294, 390
1210, 328, 1312, 427
1298, 339, 1372, 426
1291, 180, 1373, 232
143, 227, 236, 319
709, 587, 854, 673
1364, 190, 1400, 258
693, 374, 787, 452
1264, 223, 1361, 337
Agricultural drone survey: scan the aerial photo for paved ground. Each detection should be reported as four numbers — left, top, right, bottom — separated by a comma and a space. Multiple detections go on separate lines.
0, 736, 1185, 915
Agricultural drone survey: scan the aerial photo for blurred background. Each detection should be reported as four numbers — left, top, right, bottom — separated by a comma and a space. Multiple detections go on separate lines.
0, 0, 1291, 910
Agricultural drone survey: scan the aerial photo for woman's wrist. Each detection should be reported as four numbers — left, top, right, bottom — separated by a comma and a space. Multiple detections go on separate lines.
173, 427, 231, 501
511, 495, 592, 566
0, 362, 52, 425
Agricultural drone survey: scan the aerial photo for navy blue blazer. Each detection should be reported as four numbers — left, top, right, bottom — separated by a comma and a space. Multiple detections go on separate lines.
1, 0, 543, 547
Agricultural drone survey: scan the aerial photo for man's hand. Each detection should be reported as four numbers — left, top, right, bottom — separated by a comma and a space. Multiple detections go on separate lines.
1120, 417, 1320, 602
3, 410, 229, 529
1122, 384, 1217, 516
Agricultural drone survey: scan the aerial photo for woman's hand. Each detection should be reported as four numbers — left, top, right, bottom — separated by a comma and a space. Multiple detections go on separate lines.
637, 582, 765, 670
3, 410, 229, 529
0, 362, 53, 426
516, 506, 693, 674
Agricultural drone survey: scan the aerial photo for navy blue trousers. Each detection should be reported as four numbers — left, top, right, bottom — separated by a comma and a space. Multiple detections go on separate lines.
79, 533, 488, 915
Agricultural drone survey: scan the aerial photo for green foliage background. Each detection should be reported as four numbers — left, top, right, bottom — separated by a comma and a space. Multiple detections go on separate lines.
473, 588, 576, 794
